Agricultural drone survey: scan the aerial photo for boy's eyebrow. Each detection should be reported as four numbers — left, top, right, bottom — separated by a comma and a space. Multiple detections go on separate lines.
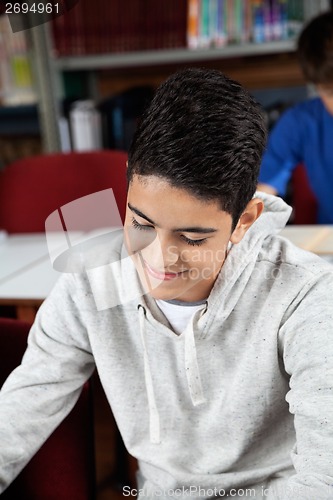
174, 226, 217, 234
128, 203, 217, 233
128, 203, 156, 225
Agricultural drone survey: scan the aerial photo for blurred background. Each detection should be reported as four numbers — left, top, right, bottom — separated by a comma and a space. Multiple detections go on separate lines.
1, 2, 333, 499
0, 0, 331, 167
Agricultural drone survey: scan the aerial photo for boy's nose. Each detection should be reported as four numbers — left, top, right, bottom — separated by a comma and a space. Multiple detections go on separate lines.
142, 233, 180, 270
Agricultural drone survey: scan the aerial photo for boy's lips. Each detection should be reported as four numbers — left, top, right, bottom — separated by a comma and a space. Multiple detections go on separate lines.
143, 260, 187, 281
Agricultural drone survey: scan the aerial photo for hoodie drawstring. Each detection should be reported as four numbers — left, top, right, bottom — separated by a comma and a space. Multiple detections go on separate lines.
184, 311, 206, 406
138, 305, 161, 444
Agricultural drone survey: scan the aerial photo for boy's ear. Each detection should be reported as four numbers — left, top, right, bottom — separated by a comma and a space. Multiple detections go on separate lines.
230, 198, 264, 244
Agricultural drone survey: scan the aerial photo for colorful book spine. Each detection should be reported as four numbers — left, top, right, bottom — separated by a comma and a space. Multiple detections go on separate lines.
187, 0, 200, 49
199, 0, 211, 48
252, 0, 265, 43
234, 0, 243, 43
242, 0, 253, 43
215, 0, 227, 47
263, 0, 272, 42
208, 0, 218, 46
225, 0, 234, 43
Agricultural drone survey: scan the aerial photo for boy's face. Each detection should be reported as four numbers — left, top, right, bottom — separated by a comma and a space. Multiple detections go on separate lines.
124, 175, 259, 302
317, 84, 333, 115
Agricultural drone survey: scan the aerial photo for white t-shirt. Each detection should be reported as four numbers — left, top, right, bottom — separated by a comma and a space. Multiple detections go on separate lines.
155, 299, 207, 335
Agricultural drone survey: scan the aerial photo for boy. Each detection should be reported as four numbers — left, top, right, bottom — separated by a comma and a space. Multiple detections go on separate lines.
0, 68, 333, 499
258, 10, 333, 224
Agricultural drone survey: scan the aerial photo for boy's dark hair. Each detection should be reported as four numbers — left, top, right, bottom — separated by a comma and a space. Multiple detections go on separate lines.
297, 11, 333, 84
127, 68, 266, 228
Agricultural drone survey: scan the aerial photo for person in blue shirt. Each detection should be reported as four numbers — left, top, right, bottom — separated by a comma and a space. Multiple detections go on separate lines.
258, 11, 333, 224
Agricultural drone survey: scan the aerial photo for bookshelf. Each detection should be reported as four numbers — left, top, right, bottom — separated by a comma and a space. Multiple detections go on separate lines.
52, 0, 306, 84
1, 0, 332, 156
48, 0, 331, 151
0, 12, 62, 158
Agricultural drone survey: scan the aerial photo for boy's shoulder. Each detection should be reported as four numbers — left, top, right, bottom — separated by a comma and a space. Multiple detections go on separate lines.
287, 96, 327, 120
260, 230, 333, 282
272, 97, 331, 140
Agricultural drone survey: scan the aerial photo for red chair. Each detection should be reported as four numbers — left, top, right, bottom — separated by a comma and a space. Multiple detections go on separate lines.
291, 164, 318, 224
0, 317, 96, 500
0, 150, 128, 233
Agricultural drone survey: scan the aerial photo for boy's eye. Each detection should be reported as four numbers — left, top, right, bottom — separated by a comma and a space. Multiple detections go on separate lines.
131, 217, 154, 231
181, 236, 207, 247
131, 217, 207, 246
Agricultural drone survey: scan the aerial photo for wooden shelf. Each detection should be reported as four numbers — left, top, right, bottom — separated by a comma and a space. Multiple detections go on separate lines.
55, 40, 296, 72
93, 50, 304, 98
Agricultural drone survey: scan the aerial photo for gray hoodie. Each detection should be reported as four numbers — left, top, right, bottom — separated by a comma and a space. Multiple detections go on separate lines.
0, 193, 333, 499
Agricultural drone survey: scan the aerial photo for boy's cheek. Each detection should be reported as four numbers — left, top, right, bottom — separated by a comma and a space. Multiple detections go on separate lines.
188, 247, 228, 264
124, 226, 157, 254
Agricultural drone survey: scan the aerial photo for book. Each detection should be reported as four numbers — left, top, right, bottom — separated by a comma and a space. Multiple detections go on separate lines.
199, 0, 211, 48
252, 0, 265, 43
215, 0, 227, 47
242, 0, 253, 43
187, 0, 200, 49
234, 0, 243, 43
0, 14, 36, 105
50, 0, 327, 56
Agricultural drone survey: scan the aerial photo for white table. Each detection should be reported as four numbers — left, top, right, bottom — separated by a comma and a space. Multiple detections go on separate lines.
1, 226, 333, 322
0, 232, 82, 322
280, 225, 333, 256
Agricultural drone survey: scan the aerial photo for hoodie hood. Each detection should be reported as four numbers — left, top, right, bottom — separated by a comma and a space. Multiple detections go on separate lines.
204, 192, 292, 326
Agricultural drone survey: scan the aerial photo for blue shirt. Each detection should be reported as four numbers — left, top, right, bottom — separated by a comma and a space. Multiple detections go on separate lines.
259, 98, 333, 223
